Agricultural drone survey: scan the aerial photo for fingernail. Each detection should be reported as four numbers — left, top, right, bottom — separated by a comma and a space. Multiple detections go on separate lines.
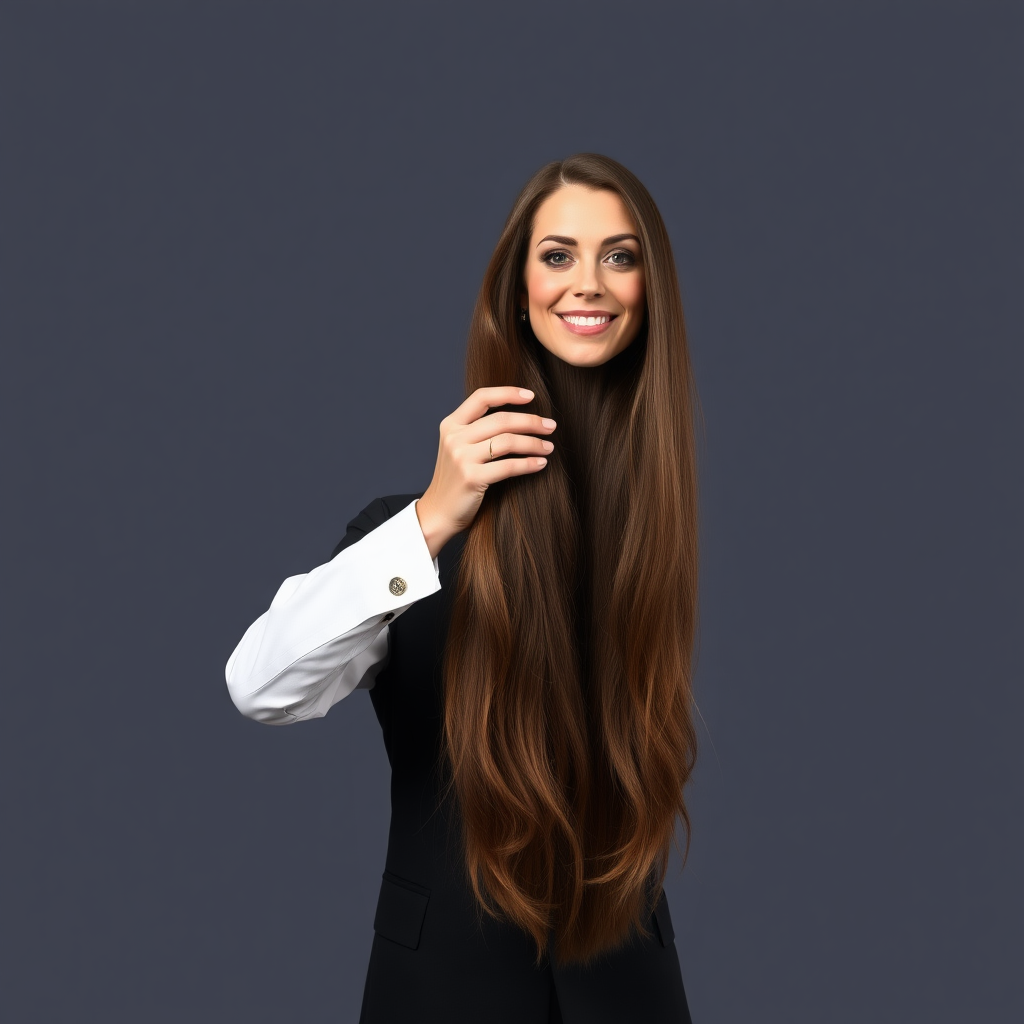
542, 418, 556, 428
542, 440, 553, 452
519, 389, 534, 398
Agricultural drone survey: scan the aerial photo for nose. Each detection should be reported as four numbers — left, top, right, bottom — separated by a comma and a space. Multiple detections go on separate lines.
571, 258, 604, 299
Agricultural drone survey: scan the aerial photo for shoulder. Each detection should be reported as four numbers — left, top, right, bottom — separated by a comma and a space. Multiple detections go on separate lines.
330, 492, 425, 559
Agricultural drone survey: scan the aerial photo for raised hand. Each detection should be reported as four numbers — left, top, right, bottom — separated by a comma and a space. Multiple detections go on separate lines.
414, 386, 556, 559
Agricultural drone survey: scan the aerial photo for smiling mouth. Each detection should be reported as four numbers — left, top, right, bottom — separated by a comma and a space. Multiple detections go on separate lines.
554, 312, 618, 336
557, 314, 615, 326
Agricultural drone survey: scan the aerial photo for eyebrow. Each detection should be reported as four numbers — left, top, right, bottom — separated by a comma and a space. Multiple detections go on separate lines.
535, 233, 640, 248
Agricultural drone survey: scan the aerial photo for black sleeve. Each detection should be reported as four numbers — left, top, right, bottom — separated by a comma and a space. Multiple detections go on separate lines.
329, 492, 425, 560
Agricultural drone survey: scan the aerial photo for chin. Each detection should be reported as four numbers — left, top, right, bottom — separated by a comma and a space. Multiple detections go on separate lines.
567, 353, 615, 368
542, 342, 624, 369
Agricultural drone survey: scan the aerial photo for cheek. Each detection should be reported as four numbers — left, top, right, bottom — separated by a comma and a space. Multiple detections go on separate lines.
525, 266, 562, 307
619, 276, 646, 315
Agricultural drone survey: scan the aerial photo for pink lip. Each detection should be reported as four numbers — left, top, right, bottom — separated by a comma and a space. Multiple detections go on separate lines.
554, 311, 618, 337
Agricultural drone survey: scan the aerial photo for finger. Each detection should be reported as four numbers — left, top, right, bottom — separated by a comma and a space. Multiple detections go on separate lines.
473, 432, 554, 463
447, 386, 536, 428
478, 454, 549, 486
462, 410, 557, 445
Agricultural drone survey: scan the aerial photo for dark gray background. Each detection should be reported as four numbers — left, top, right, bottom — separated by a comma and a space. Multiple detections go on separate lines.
2, 2, 1020, 1022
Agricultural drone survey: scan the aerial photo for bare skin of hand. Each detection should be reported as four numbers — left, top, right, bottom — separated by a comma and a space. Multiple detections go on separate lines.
415, 386, 557, 560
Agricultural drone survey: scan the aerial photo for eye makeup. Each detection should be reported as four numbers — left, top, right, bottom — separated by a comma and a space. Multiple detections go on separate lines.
538, 247, 639, 268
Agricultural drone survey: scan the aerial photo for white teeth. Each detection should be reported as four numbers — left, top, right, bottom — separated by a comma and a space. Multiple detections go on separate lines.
561, 315, 610, 326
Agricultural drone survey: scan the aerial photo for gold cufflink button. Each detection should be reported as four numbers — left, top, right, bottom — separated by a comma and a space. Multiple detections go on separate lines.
389, 576, 407, 596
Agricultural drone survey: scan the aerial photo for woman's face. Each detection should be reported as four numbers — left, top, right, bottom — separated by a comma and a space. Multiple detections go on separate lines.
521, 184, 646, 368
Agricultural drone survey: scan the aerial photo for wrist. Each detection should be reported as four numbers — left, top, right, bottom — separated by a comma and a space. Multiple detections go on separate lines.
414, 496, 450, 561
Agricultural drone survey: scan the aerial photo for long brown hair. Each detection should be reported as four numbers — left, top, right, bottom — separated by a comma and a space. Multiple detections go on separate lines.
442, 153, 703, 966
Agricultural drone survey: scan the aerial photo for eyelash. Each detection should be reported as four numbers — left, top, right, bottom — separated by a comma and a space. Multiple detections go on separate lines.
541, 249, 637, 268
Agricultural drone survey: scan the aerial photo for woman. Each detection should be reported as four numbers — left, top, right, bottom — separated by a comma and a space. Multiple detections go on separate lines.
226, 153, 702, 1023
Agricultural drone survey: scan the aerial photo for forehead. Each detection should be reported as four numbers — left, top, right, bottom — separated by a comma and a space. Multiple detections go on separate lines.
530, 185, 637, 240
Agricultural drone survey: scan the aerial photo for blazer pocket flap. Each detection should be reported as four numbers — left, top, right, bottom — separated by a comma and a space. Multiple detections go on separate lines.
373, 873, 430, 950
652, 890, 675, 948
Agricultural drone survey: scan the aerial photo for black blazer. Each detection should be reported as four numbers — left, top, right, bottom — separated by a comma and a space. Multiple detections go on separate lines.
333, 494, 692, 1024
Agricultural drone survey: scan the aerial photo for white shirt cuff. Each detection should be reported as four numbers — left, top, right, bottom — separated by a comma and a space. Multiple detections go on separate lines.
225, 498, 441, 712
